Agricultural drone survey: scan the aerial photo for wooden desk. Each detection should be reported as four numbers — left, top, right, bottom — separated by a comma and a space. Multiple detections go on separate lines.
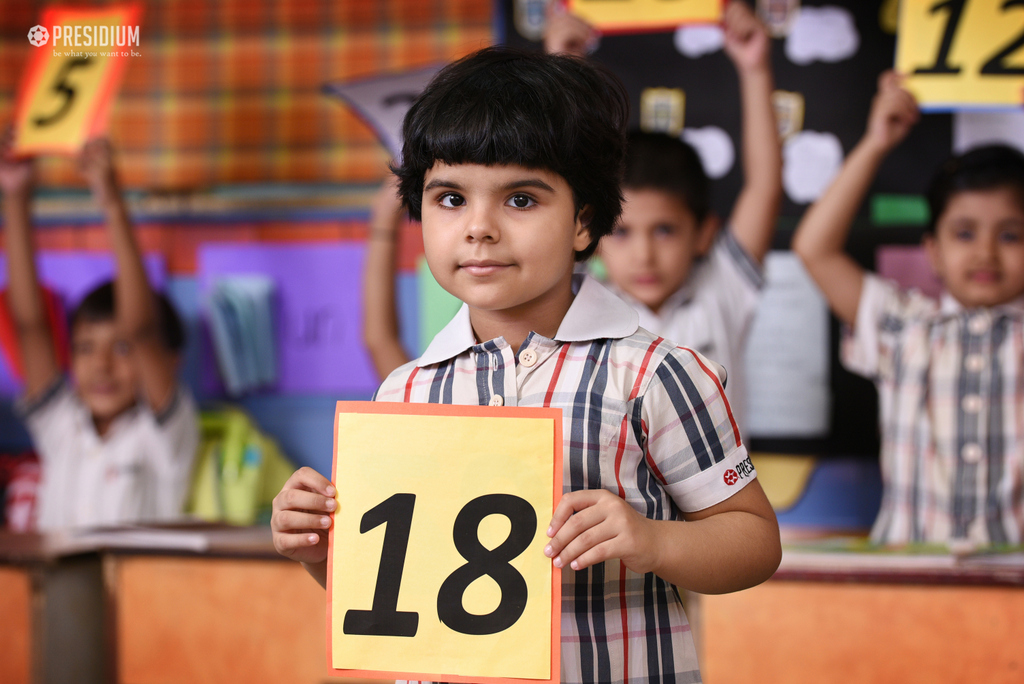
699, 546, 1024, 684
0, 532, 107, 684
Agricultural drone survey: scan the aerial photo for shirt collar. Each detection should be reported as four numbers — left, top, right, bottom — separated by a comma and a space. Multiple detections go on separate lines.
938, 290, 1024, 318
417, 274, 639, 367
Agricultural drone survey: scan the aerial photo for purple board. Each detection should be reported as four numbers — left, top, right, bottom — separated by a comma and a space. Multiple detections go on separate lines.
197, 243, 377, 395
0, 252, 166, 396
876, 245, 943, 299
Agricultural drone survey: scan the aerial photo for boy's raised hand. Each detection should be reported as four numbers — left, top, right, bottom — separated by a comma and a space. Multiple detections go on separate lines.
863, 71, 919, 154
271, 467, 337, 575
544, 488, 660, 574
723, 1, 770, 73
0, 129, 35, 197
78, 137, 119, 205
544, 4, 598, 57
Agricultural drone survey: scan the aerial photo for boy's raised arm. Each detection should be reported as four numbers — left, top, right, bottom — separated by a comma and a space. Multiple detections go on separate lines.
0, 138, 60, 399
362, 176, 411, 380
723, 0, 782, 265
79, 139, 178, 413
791, 71, 919, 327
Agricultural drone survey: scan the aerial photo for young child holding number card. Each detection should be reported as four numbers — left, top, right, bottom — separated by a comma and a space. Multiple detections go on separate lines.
362, 1, 782, 432
792, 71, 1024, 547
272, 46, 781, 683
0, 137, 197, 530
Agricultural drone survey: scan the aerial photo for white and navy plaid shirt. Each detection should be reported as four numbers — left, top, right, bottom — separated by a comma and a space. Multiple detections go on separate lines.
844, 273, 1024, 546
376, 275, 755, 684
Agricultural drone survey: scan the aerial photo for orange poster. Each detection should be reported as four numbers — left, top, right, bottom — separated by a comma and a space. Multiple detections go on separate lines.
13, 4, 141, 155
328, 401, 563, 684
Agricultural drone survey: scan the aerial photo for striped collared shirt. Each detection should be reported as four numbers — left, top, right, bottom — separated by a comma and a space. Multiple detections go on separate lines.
843, 274, 1024, 546
376, 275, 754, 684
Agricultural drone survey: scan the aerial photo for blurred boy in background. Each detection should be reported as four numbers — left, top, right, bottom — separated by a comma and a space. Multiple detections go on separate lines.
0, 137, 197, 530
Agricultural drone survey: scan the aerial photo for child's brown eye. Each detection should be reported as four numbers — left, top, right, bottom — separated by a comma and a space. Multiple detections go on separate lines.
507, 194, 535, 209
440, 193, 465, 208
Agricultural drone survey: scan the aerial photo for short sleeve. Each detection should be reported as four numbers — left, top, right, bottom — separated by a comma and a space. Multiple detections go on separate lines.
641, 347, 756, 513
16, 376, 79, 466
840, 273, 936, 380
701, 230, 764, 339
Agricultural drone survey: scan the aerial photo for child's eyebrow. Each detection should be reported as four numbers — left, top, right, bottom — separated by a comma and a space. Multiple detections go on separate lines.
422, 178, 556, 193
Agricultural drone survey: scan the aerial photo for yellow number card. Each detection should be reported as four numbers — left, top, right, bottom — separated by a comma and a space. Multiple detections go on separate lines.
13, 4, 141, 155
897, 0, 1024, 109
567, 0, 723, 33
328, 402, 563, 684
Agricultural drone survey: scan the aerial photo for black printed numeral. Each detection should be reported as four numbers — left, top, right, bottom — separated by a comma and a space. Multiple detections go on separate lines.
33, 57, 93, 127
343, 492, 538, 638
915, 0, 1024, 77
343, 493, 420, 637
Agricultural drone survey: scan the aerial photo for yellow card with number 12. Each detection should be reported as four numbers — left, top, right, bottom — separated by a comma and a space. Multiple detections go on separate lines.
566, 0, 723, 33
13, 4, 140, 156
897, 0, 1024, 110
327, 401, 563, 684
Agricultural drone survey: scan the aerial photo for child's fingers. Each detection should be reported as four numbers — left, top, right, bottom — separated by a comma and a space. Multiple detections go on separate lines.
547, 489, 605, 536
271, 508, 333, 534
272, 487, 337, 517
548, 517, 617, 569
273, 529, 326, 557
283, 466, 337, 497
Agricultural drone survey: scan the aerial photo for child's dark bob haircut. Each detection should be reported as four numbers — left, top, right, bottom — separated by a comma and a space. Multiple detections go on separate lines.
926, 144, 1024, 233
394, 46, 628, 261
623, 130, 711, 224
71, 282, 186, 353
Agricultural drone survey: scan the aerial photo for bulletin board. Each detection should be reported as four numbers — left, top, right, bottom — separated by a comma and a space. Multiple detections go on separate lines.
496, 0, 960, 458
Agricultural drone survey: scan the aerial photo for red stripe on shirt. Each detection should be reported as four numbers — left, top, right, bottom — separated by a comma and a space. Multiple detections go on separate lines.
404, 366, 420, 402
543, 344, 570, 407
678, 346, 742, 447
612, 416, 631, 682
629, 337, 663, 401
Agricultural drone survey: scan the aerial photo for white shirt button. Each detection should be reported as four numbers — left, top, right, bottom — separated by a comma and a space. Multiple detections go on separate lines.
961, 394, 982, 413
489, 394, 504, 406
968, 315, 989, 335
964, 354, 985, 373
491, 355, 499, 371
520, 349, 538, 367
961, 443, 983, 464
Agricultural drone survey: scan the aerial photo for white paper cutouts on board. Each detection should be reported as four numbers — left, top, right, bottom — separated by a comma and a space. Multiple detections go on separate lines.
953, 111, 1024, 156
783, 130, 844, 204
674, 24, 724, 58
682, 126, 735, 179
785, 6, 859, 65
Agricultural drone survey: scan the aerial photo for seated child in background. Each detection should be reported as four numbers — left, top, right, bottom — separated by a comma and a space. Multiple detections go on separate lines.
792, 71, 1024, 547
362, 1, 782, 433
274, 46, 781, 683
0, 137, 198, 530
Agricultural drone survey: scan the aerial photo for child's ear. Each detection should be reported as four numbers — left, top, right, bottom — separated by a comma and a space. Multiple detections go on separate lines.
573, 205, 594, 253
695, 213, 721, 256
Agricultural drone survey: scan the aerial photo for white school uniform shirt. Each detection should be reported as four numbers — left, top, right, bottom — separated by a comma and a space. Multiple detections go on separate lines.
17, 378, 199, 531
606, 230, 764, 434
842, 273, 1024, 546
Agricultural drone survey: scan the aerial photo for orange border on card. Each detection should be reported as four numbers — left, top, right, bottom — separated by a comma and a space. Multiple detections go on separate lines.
565, 0, 725, 34
12, 3, 141, 156
327, 400, 563, 684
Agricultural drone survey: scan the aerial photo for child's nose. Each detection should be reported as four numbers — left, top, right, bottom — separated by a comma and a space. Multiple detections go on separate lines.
465, 204, 499, 242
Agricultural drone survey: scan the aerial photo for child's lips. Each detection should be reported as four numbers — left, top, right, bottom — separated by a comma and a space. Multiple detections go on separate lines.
632, 275, 661, 286
969, 271, 1000, 283
460, 260, 511, 276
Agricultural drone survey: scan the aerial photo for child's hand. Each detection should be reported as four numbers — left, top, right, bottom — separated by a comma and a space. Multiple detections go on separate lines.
544, 489, 659, 574
0, 128, 35, 198
863, 71, 919, 154
78, 137, 119, 204
544, 4, 598, 57
723, 1, 770, 73
271, 466, 337, 565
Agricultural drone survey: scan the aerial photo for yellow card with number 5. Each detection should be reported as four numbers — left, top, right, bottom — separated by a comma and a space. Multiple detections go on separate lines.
13, 4, 140, 155
328, 401, 563, 684
897, 0, 1024, 110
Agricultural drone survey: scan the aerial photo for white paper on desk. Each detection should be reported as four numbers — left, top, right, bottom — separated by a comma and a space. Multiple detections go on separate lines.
953, 111, 1024, 155
744, 252, 830, 438
323, 65, 442, 162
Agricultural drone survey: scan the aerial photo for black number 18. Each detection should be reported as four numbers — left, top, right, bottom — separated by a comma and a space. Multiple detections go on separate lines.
342, 492, 538, 638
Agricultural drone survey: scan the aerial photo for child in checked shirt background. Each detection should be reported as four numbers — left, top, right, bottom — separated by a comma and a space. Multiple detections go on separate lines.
793, 71, 1024, 547
272, 46, 781, 684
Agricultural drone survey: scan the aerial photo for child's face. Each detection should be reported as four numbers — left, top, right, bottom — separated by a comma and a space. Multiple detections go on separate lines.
599, 188, 717, 313
420, 162, 591, 323
925, 187, 1024, 308
70, 319, 138, 424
